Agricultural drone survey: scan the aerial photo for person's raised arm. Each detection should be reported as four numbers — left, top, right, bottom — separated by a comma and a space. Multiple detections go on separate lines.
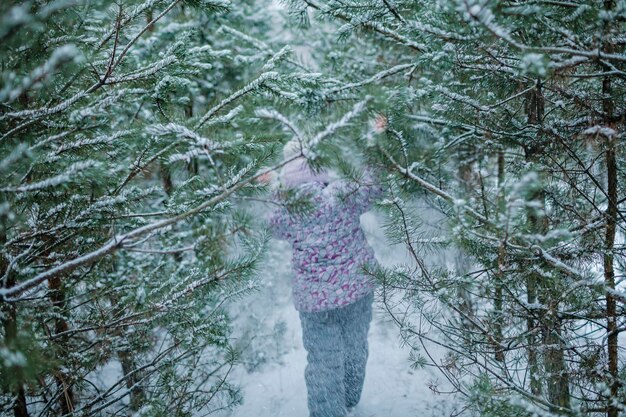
351, 166, 383, 214
257, 171, 289, 241
267, 199, 289, 240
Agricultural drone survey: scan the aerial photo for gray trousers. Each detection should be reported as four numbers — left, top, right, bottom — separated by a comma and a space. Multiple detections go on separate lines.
299, 293, 374, 417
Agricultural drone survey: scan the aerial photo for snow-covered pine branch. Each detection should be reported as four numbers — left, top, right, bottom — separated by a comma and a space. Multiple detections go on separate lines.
255, 108, 305, 143
299, 1, 625, 414
195, 71, 280, 129
0, 1, 301, 415
307, 97, 369, 154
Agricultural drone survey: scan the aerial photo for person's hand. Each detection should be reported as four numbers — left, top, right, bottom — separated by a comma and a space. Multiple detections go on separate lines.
366, 114, 387, 147
256, 171, 273, 184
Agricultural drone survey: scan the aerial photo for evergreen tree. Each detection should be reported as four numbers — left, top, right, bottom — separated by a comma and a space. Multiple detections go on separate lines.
0, 1, 355, 415
285, 0, 626, 416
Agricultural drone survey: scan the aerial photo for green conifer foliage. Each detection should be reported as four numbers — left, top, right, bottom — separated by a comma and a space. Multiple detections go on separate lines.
287, 0, 626, 415
0, 1, 331, 415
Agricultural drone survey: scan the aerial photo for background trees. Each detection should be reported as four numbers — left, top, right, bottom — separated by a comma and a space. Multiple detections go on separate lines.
2, 0, 625, 416
0, 0, 348, 415
284, 0, 626, 415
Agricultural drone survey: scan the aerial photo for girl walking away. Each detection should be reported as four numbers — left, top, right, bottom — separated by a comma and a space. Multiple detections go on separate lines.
265, 142, 382, 417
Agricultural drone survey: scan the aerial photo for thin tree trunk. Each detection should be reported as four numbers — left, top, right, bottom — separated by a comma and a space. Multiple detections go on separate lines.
109, 291, 146, 413
146, 9, 155, 33
529, 187, 571, 409
602, 3, 618, 416
48, 276, 75, 415
526, 274, 541, 396
186, 104, 198, 177
119, 347, 146, 413
541, 300, 571, 410
494, 151, 505, 363
0, 230, 29, 417
455, 159, 474, 327
525, 80, 571, 407
160, 164, 174, 196
2, 293, 30, 417
13, 391, 28, 417
605, 141, 618, 417
524, 82, 544, 397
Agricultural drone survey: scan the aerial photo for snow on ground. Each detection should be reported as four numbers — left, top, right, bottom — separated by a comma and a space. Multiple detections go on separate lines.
221, 289, 441, 417
218, 210, 460, 417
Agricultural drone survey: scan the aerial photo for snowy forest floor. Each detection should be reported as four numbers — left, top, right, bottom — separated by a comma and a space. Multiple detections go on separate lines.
217, 210, 461, 417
